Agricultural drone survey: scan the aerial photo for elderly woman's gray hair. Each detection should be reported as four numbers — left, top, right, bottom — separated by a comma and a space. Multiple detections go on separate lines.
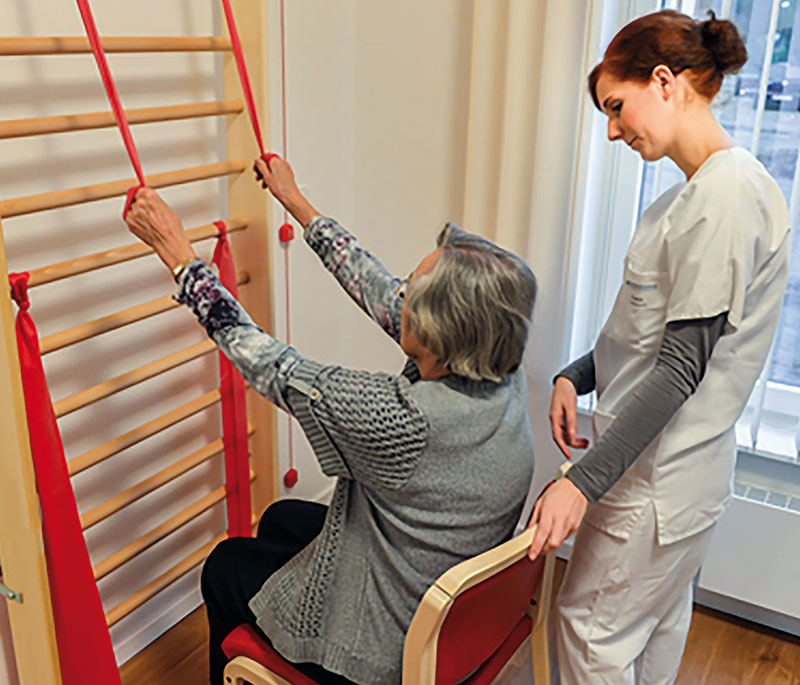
404, 224, 536, 382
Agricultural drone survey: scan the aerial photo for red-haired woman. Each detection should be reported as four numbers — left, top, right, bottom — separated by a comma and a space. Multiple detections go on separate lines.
527, 10, 791, 683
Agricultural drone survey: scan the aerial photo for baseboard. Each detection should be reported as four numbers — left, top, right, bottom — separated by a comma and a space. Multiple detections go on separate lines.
694, 587, 800, 637
115, 580, 204, 667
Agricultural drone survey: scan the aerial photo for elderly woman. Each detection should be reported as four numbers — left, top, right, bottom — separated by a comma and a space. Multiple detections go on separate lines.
125, 155, 537, 685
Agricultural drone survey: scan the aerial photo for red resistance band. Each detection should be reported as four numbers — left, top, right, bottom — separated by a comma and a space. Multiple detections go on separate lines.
9, 273, 121, 685
222, 0, 299, 488
76, 0, 144, 218
212, 221, 253, 537
221, 0, 267, 159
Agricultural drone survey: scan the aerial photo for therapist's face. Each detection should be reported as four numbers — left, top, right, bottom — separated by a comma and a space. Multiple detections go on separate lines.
595, 67, 677, 162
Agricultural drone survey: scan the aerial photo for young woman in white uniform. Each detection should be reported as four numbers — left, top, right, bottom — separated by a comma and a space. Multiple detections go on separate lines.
527, 10, 791, 684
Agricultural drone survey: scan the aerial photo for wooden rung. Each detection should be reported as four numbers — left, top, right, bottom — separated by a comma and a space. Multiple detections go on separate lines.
81, 424, 255, 530
28, 216, 248, 287
0, 160, 246, 218
68, 389, 222, 476
0, 100, 244, 140
53, 339, 216, 418
105, 532, 226, 627
39, 269, 249, 354
0, 36, 232, 56
94, 467, 256, 584
83, 440, 225, 531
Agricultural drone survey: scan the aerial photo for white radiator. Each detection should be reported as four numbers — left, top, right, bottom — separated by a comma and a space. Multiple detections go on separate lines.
697, 490, 800, 636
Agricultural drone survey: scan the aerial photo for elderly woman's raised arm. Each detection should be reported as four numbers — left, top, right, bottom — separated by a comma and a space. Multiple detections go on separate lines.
302, 215, 404, 342
254, 156, 404, 343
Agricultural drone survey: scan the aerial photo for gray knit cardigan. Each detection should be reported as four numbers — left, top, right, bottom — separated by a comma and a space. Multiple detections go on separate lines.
176, 216, 536, 684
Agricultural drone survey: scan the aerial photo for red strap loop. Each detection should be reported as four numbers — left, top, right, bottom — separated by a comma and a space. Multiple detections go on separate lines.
123, 184, 144, 220
9, 272, 30, 310
214, 219, 229, 241
262, 153, 280, 169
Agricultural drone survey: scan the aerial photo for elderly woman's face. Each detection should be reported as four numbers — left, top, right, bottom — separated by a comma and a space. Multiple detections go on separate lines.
400, 248, 442, 361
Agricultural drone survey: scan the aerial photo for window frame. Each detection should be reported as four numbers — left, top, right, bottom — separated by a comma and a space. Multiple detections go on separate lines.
566, 0, 800, 467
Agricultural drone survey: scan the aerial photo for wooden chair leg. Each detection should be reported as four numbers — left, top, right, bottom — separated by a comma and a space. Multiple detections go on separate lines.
530, 551, 556, 685
223, 656, 294, 685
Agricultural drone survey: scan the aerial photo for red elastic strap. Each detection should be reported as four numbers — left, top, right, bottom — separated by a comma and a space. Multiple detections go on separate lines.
12, 279, 121, 685
221, 0, 266, 157
76, 0, 145, 188
212, 227, 252, 537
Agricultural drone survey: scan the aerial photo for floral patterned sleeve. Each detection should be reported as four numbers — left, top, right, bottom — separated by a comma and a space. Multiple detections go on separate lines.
174, 257, 428, 488
174, 259, 302, 412
304, 215, 404, 342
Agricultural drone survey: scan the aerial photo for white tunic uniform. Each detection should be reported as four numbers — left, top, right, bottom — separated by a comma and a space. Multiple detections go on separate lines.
556, 147, 790, 684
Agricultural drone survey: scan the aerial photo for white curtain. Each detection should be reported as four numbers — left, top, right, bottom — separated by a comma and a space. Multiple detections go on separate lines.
463, 0, 602, 501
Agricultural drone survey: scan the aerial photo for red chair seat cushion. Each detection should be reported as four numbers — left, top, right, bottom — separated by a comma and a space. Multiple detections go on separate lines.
222, 624, 318, 685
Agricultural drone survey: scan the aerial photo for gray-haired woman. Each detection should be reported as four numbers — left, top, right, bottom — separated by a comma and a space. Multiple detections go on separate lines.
124, 155, 537, 685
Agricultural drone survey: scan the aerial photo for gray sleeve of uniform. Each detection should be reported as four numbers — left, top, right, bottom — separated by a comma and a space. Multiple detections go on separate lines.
555, 351, 596, 395
565, 311, 728, 503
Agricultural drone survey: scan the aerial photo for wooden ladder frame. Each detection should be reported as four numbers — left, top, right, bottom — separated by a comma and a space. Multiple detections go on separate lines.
0, 2, 277, 681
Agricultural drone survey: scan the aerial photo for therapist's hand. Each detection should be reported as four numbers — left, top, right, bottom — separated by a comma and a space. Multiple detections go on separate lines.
527, 478, 588, 561
550, 376, 590, 459
253, 155, 319, 228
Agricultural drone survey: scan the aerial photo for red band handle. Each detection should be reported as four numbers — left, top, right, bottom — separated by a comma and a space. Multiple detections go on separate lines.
255, 153, 280, 183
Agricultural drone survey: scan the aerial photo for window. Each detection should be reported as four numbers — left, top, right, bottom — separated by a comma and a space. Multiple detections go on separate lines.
572, 0, 800, 463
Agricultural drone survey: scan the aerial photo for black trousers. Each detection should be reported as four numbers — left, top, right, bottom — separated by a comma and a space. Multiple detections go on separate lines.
200, 499, 355, 684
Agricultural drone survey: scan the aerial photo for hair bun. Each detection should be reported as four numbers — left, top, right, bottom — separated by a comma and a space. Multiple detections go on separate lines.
700, 10, 747, 74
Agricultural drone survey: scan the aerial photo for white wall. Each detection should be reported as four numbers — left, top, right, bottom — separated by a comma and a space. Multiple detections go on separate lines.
0, 0, 474, 677
267, 0, 473, 501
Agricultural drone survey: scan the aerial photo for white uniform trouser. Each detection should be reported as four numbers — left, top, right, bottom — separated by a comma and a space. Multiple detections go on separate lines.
551, 502, 716, 685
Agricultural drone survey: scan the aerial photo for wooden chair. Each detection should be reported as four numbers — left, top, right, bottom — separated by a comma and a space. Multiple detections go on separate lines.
222, 524, 554, 685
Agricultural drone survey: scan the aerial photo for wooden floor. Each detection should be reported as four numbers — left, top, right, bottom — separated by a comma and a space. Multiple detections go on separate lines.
120, 559, 800, 684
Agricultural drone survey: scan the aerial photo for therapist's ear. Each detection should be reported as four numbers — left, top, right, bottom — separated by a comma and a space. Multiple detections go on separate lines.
651, 65, 675, 100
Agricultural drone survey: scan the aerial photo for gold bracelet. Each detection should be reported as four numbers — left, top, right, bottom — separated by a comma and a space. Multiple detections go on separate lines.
172, 257, 195, 283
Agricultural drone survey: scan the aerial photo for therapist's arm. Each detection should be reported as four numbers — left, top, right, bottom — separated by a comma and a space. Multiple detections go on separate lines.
550, 351, 595, 458
555, 351, 596, 395
565, 311, 728, 503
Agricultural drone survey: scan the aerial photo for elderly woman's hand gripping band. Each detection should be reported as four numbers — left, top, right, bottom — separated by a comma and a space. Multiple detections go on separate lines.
253, 154, 319, 228
124, 188, 197, 274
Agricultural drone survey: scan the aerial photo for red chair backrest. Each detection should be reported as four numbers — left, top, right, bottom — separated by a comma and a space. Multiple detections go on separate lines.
434, 553, 545, 684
